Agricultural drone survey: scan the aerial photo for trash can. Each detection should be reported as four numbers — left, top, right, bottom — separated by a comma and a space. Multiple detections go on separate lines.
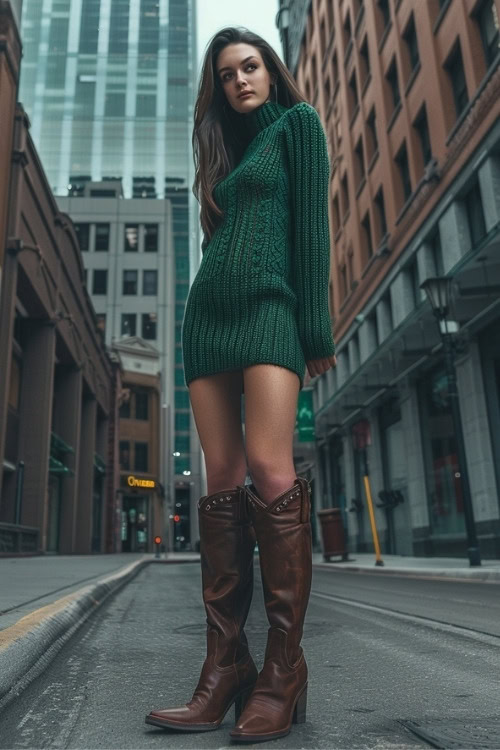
317, 508, 348, 562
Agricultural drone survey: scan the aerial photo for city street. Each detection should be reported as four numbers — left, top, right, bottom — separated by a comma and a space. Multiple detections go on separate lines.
1, 563, 499, 749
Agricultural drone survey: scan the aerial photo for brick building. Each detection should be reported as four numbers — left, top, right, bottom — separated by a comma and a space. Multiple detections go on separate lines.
282, 0, 500, 557
0, 9, 119, 555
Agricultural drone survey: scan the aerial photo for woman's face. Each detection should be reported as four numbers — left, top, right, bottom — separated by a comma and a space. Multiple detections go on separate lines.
216, 43, 275, 114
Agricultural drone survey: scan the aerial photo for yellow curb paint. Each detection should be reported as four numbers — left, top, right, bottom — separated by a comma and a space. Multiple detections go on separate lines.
0, 558, 145, 653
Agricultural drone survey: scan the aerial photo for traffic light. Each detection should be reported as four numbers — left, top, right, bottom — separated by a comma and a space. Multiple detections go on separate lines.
173, 514, 180, 523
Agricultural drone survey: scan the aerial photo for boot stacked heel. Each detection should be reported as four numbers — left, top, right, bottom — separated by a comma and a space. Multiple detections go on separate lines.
292, 683, 307, 724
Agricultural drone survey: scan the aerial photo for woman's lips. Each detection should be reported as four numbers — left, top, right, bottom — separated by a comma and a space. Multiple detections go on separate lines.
238, 92, 253, 99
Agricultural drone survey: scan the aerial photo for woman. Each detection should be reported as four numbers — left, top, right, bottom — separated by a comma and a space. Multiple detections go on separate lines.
145, 26, 336, 743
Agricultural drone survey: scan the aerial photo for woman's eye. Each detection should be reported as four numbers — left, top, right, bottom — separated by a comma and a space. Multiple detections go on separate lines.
222, 64, 257, 82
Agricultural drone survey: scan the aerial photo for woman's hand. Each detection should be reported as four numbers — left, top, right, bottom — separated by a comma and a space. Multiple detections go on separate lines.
306, 355, 337, 379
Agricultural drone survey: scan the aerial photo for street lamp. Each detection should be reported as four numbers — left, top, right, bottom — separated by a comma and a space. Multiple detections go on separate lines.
420, 276, 481, 567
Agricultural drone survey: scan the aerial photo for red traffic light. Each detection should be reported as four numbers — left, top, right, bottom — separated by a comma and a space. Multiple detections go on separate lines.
154, 536, 162, 545
173, 514, 180, 523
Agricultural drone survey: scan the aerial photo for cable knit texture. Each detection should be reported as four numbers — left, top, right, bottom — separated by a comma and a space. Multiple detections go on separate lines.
182, 100, 336, 391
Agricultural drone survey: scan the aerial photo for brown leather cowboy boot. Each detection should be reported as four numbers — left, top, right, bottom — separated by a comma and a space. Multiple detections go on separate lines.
145, 485, 258, 731
230, 476, 312, 743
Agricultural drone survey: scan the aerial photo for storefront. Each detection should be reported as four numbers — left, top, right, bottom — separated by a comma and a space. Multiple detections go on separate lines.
418, 365, 466, 551
120, 474, 159, 552
379, 398, 413, 555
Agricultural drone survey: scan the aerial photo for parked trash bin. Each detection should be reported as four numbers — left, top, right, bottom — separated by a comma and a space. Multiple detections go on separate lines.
317, 508, 349, 562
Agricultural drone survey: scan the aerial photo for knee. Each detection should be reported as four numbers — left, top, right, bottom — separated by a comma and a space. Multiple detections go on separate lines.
206, 459, 248, 493
246, 455, 294, 487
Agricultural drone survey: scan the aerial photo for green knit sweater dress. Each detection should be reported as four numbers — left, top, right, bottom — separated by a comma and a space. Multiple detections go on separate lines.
181, 99, 336, 391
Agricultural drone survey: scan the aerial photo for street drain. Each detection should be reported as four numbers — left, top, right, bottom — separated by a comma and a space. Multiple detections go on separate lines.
400, 717, 500, 749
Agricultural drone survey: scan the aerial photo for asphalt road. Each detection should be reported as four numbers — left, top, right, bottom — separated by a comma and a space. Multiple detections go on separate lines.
1, 562, 499, 749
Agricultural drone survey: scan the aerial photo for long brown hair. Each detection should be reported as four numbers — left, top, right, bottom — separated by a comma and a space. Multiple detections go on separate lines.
193, 27, 306, 243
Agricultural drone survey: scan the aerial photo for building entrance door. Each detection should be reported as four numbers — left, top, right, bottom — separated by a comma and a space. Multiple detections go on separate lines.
121, 494, 148, 552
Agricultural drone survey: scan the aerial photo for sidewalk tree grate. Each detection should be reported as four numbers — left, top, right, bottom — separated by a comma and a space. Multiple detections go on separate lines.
400, 718, 500, 749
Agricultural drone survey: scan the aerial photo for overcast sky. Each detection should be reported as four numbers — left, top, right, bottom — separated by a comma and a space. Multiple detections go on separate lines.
196, 0, 284, 76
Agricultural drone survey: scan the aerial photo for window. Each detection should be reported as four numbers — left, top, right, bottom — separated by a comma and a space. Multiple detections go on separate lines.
367, 311, 379, 348
143, 270, 158, 295
119, 440, 130, 469
431, 230, 444, 275
175, 413, 190, 431
361, 211, 374, 262
74, 223, 89, 252
120, 395, 131, 418
464, 180, 487, 247
135, 391, 149, 420
354, 137, 365, 185
395, 141, 412, 202
79, 0, 100, 54
144, 224, 158, 252
123, 270, 138, 295
348, 252, 355, 290
95, 223, 110, 251
134, 442, 148, 472
332, 51, 339, 86
340, 264, 348, 300
96, 313, 106, 333
405, 258, 420, 308
92, 269, 108, 295
142, 312, 157, 340
348, 70, 358, 114
380, 291, 394, 334
445, 41, 468, 119
109, 0, 130, 55
332, 194, 340, 234
386, 57, 400, 110
124, 224, 139, 251
105, 91, 125, 117
121, 313, 136, 336
414, 105, 432, 167
138, 0, 159, 57
374, 186, 387, 240
341, 173, 349, 217
359, 36, 370, 84
403, 13, 420, 72
175, 390, 190, 409
136, 93, 156, 118
378, 0, 390, 30
475, 0, 500, 68
366, 107, 378, 157
344, 11, 352, 44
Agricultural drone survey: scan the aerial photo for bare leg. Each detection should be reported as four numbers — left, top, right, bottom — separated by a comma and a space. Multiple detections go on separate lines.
188, 370, 247, 494
243, 364, 300, 504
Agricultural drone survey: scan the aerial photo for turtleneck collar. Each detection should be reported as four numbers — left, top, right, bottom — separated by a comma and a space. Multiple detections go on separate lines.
237, 100, 289, 140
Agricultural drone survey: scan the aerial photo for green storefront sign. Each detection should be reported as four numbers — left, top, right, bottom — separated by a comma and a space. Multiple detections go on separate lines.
296, 390, 315, 442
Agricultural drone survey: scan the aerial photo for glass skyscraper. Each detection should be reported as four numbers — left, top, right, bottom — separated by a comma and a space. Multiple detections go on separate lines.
19, 0, 195, 200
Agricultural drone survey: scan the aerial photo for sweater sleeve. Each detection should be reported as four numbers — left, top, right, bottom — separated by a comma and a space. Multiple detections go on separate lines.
284, 102, 336, 361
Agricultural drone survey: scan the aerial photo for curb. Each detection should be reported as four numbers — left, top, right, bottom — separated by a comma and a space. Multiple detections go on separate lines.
0, 556, 149, 712
312, 560, 500, 583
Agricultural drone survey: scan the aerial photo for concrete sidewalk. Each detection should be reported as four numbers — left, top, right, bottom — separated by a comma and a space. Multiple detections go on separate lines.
312, 551, 500, 582
0, 552, 198, 711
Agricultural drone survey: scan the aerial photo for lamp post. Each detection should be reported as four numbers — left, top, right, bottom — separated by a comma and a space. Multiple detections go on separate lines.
420, 277, 481, 567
